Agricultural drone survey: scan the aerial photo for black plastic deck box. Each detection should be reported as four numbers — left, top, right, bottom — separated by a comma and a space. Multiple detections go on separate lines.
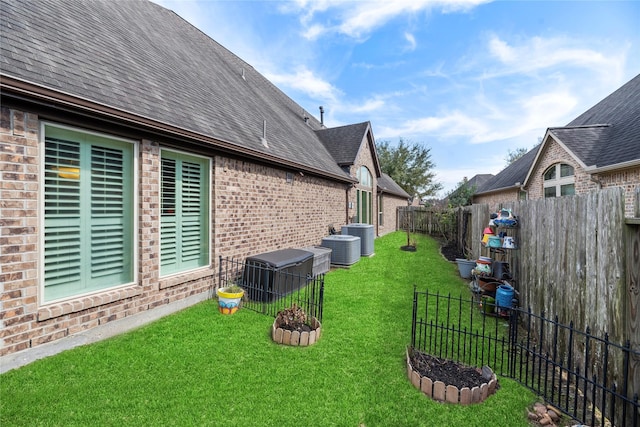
243, 249, 314, 302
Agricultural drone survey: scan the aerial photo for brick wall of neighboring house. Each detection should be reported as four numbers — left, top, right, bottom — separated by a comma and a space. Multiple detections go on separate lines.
525, 137, 595, 200
594, 166, 640, 218
378, 193, 408, 236
526, 137, 639, 217
473, 188, 521, 212
0, 107, 349, 357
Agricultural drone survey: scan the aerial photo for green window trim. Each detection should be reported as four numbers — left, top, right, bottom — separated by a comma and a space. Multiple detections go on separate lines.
42, 123, 136, 303
160, 150, 211, 276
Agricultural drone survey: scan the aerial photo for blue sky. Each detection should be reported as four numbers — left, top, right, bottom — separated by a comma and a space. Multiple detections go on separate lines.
152, 0, 640, 196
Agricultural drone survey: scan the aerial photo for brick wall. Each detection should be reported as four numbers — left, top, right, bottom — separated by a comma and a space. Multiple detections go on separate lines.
525, 137, 594, 199
378, 193, 408, 236
473, 189, 521, 212
595, 167, 640, 218
214, 156, 347, 260
526, 137, 638, 217
0, 107, 350, 357
347, 132, 377, 225
0, 107, 39, 355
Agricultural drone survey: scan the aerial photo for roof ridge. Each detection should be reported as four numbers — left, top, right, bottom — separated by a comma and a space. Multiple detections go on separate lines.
550, 124, 611, 130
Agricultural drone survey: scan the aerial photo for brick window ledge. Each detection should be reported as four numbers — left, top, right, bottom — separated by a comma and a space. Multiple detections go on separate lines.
159, 267, 215, 290
37, 285, 143, 321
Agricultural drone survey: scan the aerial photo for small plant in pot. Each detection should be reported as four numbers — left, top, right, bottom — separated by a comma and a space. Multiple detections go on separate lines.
272, 303, 321, 346
216, 284, 244, 315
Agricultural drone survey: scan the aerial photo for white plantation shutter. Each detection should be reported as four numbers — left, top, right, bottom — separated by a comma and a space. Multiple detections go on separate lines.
43, 125, 134, 302
160, 151, 209, 275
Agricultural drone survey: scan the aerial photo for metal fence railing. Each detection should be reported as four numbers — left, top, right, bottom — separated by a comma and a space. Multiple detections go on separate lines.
411, 288, 639, 427
217, 256, 324, 322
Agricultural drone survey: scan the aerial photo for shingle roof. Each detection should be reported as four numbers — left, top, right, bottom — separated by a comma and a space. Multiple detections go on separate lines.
552, 73, 640, 168
0, 0, 352, 181
315, 122, 370, 166
475, 145, 540, 195
468, 174, 495, 193
477, 73, 640, 194
377, 173, 411, 199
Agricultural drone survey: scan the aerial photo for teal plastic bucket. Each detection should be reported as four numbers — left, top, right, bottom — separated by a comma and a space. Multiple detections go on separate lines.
496, 284, 514, 309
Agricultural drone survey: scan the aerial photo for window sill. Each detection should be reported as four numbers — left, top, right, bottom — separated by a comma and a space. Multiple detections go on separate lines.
38, 285, 143, 321
159, 267, 215, 290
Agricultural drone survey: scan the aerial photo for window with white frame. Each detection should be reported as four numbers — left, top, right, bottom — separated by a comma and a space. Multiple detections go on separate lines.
356, 166, 373, 224
160, 150, 210, 276
43, 124, 135, 302
543, 163, 575, 198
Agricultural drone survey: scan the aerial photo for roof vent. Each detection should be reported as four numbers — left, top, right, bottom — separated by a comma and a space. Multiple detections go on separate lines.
261, 120, 268, 148
241, 67, 246, 80
319, 106, 324, 126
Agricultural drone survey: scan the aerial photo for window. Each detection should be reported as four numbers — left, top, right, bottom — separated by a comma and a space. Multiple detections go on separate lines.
356, 166, 373, 224
543, 163, 575, 198
160, 150, 210, 276
43, 124, 135, 302
378, 194, 384, 226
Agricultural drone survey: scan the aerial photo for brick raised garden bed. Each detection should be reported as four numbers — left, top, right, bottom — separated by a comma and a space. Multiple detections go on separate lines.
406, 349, 498, 404
271, 317, 321, 346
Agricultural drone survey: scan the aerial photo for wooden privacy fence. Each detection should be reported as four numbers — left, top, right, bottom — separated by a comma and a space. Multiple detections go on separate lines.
400, 187, 640, 414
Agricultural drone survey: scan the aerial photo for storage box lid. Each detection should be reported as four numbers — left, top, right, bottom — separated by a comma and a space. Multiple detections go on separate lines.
245, 248, 314, 269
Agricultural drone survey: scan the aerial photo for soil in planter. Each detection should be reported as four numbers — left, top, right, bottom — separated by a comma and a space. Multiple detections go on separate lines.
410, 350, 487, 389
277, 323, 313, 333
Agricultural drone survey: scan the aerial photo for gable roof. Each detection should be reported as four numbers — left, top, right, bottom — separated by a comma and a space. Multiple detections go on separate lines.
316, 121, 382, 177
316, 122, 371, 166
377, 173, 411, 199
474, 146, 540, 195
541, 74, 640, 172
0, 0, 353, 182
479, 73, 640, 194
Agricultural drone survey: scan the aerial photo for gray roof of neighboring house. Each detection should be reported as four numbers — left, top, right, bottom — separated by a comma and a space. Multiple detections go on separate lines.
377, 173, 411, 199
0, 0, 352, 181
467, 174, 495, 193
477, 73, 640, 194
475, 146, 540, 195
550, 73, 640, 169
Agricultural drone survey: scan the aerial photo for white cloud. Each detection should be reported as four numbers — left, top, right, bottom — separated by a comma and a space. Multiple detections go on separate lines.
483, 34, 628, 82
265, 67, 342, 102
404, 32, 417, 51
287, 0, 491, 40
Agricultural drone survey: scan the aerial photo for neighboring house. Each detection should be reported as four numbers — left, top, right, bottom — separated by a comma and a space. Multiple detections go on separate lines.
0, 0, 410, 358
444, 173, 494, 207
474, 74, 640, 217
377, 173, 411, 236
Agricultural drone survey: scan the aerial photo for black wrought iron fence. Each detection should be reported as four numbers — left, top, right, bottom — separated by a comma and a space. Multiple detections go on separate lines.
217, 256, 324, 322
411, 288, 639, 427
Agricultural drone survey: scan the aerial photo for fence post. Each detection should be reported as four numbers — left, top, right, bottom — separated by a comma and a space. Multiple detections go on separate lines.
411, 285, 417, 348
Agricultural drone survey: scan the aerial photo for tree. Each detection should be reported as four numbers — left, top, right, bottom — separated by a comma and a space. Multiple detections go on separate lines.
376, 138, 442, 200
447, 177, 476, 208
505, 147, 528, 166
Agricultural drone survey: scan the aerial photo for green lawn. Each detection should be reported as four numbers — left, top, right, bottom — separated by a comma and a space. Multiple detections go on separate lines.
0, 232, 536, 426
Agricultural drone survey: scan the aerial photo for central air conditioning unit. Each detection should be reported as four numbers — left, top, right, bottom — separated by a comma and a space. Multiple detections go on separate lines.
320, 235, 361, 266
341, 223, 375, 256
